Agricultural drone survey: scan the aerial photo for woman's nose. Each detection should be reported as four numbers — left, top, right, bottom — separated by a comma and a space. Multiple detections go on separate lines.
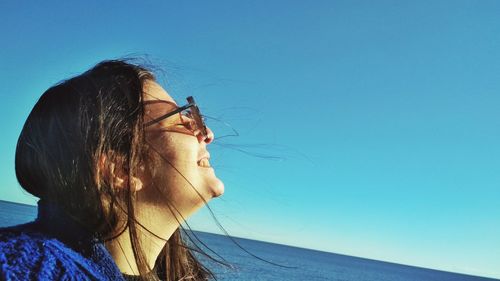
196, 126, 214, 144
204, 126, 214, 144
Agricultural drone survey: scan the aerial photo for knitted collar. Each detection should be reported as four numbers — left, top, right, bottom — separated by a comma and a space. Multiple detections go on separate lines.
34, 200, 126, 280
35, 200, 99, 250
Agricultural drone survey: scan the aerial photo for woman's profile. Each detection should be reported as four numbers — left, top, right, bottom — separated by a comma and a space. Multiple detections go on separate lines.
0, 59, 225, 280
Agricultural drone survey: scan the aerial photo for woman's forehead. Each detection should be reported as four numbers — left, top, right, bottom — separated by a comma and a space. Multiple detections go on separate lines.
142, 80, 177, 105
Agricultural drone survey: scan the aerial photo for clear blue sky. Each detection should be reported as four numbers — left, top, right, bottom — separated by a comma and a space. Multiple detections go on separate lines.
1, 0, 499, 278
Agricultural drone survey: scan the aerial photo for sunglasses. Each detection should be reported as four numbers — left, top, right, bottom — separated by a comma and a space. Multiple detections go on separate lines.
143, 96, 208, 138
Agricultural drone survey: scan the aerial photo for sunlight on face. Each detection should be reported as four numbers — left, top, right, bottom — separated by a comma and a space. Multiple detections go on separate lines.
139, 80, 224, 220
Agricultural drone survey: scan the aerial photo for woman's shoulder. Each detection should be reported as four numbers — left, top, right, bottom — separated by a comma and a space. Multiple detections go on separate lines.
0, 222, 81, 280
0, 222, 68, 254
0, 222, 123, 280
0, 222, 53, 255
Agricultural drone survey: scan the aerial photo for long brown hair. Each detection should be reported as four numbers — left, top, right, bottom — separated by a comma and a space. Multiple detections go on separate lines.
15, 59, 215, 280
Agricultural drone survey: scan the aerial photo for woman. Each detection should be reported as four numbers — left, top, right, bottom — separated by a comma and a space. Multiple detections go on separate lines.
0, 60, 225, 280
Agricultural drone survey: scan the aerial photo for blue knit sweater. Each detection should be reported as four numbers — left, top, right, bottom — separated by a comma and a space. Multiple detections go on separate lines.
0, 201, 125, 280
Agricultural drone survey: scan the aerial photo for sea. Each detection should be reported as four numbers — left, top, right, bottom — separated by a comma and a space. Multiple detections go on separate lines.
0, 200, 497, 281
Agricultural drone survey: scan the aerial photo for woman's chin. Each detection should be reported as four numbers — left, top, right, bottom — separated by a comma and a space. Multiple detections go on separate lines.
210, 179, 224, 198
197, 167, 224, 198
200, 176, 223, 199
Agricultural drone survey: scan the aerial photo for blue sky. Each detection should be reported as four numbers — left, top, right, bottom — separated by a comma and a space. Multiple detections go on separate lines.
1, 0, 499, 278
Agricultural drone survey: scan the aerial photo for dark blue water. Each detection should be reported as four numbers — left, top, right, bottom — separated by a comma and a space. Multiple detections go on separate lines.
0, 200, 497, 281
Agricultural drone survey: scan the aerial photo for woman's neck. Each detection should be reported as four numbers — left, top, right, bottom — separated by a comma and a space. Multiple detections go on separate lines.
105, 216, 179, 275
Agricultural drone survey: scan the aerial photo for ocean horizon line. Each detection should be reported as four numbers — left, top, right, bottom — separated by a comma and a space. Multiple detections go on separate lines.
200, 230, 499, 280
1, 199, 498, 280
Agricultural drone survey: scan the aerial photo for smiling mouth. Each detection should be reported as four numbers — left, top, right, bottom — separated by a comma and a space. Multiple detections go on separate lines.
197, 158, 211, 168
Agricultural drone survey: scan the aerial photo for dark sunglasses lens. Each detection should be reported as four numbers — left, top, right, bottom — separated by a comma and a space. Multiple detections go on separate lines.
192, 107, 207, 136
185, 96, 207, 137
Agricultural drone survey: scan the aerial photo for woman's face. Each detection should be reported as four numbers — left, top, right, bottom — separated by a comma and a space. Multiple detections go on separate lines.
140, 80, 224, 217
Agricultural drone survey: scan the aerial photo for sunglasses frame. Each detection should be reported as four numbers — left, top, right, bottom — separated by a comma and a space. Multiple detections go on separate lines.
143, 96, 208, 138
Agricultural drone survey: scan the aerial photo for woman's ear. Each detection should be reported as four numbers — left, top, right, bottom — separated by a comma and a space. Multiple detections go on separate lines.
130, 174, 144, 191
99, 154, 144, 192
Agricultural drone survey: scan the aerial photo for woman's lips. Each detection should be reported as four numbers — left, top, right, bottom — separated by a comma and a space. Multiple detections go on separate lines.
197, 157, 211, 168
197, 152, 211, 168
